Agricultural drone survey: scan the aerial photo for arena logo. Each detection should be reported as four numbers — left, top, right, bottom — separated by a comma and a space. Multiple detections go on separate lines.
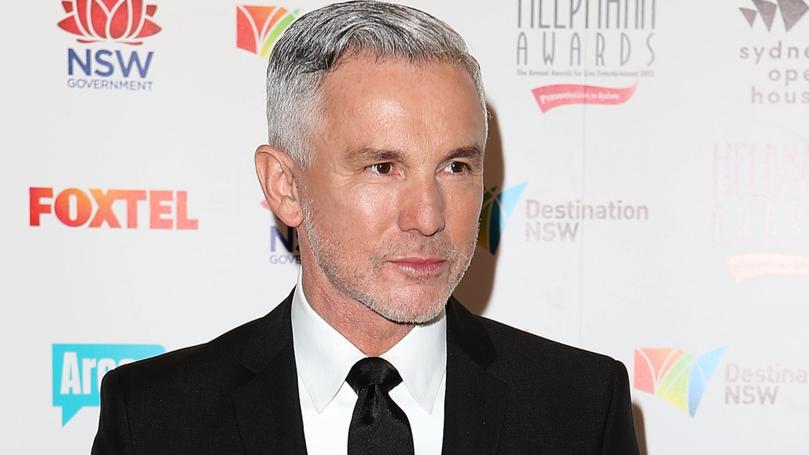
633, 347, 726, 417
515, 0, 658, 112
29, 187, 198, 230
739, 0, 808, 32
713, 139, 809, 281
260, 200, 300, 264
736, 1, 809, 104
53, 343, 164, 425
236, 5, 300, 59
58, 0, 161, 91
524, 199, 649, 243
477, 183, 526, 254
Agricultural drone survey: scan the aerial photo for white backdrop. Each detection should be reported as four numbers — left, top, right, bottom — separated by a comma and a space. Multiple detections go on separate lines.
2, 0, 808, 453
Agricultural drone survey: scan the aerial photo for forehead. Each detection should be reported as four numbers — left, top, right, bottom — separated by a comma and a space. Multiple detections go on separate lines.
313, 55, 486, 158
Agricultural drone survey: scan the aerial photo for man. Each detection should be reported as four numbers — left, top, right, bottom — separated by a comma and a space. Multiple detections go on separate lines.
92, 1, 639, 454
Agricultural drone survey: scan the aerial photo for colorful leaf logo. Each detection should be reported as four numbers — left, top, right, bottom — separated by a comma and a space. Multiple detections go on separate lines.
633, 347, 725, 416
57, 0, 161, 45
477, 183, 526, 255
236, 5, 299, 59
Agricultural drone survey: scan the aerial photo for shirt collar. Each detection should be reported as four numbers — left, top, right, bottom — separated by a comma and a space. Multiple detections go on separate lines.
290, 271, 447, 415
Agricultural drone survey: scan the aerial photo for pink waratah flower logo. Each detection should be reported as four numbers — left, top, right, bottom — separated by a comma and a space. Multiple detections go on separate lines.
57, 0, 162, 45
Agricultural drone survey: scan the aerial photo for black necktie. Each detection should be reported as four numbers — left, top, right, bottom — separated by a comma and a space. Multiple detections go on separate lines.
346, 357, 415, 455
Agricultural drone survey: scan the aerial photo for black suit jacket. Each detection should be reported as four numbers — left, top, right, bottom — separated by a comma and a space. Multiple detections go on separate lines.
92, 293, 639, 454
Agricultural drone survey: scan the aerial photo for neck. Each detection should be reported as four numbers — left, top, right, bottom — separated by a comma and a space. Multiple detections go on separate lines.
300, 264, 414, 357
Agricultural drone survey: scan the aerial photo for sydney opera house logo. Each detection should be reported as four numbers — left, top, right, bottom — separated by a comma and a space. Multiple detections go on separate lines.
634, 347, 726, 417
57, 0, 162, 45
739, 0, 809, 32
477, 183, 526, 255
237, 5, 299, 58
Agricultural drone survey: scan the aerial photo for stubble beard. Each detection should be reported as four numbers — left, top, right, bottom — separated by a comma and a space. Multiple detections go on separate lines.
299, 196, 478, 324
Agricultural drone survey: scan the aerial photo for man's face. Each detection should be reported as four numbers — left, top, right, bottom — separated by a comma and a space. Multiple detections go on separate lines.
297, 54, 486, 324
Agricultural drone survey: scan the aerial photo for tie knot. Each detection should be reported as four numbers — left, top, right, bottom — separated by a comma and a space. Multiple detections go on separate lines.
346, 357, 403, 393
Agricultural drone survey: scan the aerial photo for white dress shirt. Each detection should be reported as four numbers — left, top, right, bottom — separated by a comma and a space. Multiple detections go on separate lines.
291, 273, 447, 455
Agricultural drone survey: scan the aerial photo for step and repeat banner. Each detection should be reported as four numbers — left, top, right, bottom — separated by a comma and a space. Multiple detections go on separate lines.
1, 0, 808, 453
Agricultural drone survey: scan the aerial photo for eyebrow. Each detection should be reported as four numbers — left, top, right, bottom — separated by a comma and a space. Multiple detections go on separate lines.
346, 147, 406, 164
345, 145, 483, 165
445, 146, 483, 166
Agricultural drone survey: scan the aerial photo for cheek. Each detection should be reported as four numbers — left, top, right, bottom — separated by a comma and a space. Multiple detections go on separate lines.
444, 184, 483, 232
319, 185, 399, 240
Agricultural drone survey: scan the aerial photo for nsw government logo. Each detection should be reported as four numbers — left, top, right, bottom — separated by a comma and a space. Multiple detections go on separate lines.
237, 5, 300, 59
477, 183, 526, 255
53, 343, 165, 425
261, 201, 300, 264
58, 0, 161, 91
633, 347, 725, 417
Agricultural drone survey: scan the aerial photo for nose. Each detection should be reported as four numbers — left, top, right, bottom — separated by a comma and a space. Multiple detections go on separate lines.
397, 175, 446, 236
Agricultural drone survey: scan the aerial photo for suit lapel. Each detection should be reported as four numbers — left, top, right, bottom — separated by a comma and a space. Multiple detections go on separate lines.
442, 298, 509, 455
231, 292, 308, 455
228, 292, 508, 454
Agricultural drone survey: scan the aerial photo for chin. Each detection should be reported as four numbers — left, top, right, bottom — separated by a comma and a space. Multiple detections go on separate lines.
367, 286, 449, 324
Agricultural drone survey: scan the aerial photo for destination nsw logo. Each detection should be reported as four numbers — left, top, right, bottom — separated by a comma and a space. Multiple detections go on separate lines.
58, 0, 161, 91
237, 5, 299, 59
523, 199, 649, 243
53, 343, 164, 425
737, 0, 809, 105
515, 0, 658, 112
29, 187, 198, 230
633, 347, 726, 417
723, 359, 808, 406
477, 183, 526, 254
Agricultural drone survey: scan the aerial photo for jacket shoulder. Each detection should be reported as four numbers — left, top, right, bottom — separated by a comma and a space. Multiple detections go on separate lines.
112, 294, 293, 394
478, 314, 619, 375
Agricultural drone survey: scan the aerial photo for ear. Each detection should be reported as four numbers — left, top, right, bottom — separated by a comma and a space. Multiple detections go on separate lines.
255, 145, 304, 228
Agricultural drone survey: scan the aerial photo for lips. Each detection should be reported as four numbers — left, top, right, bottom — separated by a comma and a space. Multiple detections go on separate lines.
389, 257, 446, 275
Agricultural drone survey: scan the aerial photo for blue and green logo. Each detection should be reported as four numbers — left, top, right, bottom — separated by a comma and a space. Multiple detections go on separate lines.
477, 183, 526, 254
53, 343, 165, 425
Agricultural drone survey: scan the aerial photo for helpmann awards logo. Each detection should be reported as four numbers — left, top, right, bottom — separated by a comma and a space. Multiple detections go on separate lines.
633, 347, 726, 417
477, 183, 526, 254
236, 5, 299, 59
515, 0, 657, 112
53, 343, 164, 425
58, 0, 161, 90
713, 133, 809, 281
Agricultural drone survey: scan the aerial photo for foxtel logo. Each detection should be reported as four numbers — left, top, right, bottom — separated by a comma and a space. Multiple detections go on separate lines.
29, 187, 198, 229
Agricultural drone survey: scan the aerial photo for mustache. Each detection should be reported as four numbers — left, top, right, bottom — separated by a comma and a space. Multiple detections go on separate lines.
370, 235, 471, 264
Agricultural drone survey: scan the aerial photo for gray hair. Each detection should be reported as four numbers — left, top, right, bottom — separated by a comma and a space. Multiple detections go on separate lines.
265, 0, 487, 167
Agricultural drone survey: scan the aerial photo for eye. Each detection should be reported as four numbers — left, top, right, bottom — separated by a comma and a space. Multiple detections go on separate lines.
368, 162, 393, 175
444, 161, 470, 174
